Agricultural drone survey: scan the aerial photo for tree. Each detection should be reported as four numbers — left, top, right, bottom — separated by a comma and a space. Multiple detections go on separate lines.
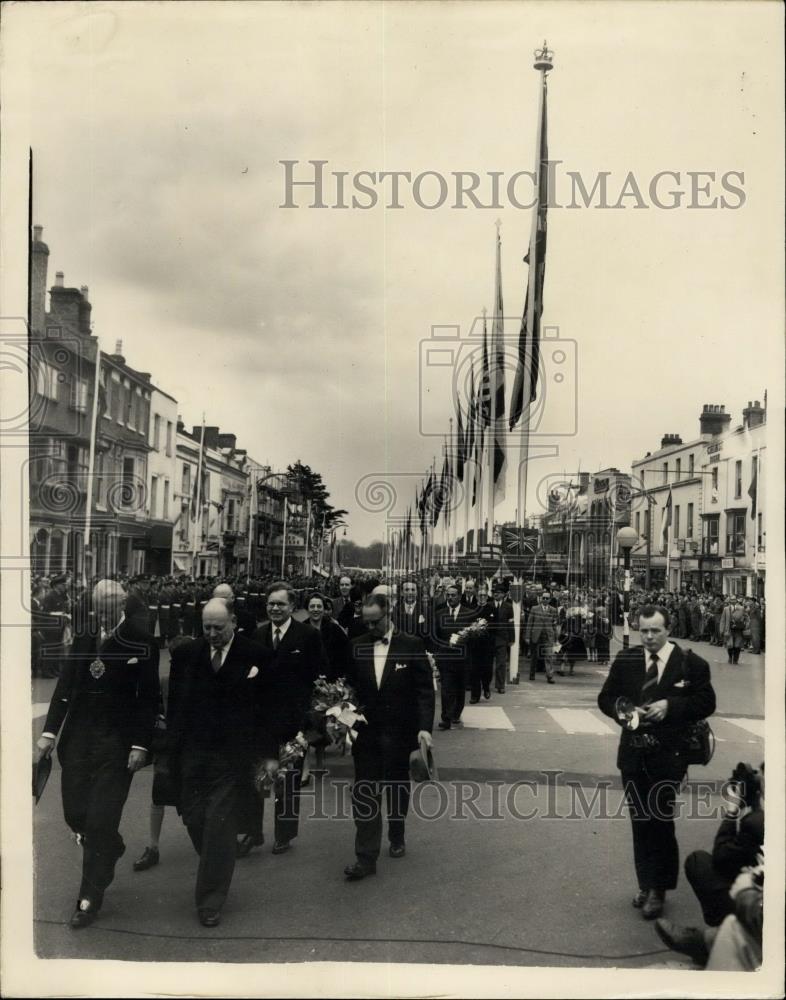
285, 460, 348, 533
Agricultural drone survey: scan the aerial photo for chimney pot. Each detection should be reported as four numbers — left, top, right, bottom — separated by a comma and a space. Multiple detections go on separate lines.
754, 399, 760, 407
114, 339, 123, 356
80, 285, 89, 298
33, 225, 43, 242
55, 271, 64, 287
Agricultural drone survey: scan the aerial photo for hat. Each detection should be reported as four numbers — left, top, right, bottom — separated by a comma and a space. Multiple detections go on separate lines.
409, 735, 438, 783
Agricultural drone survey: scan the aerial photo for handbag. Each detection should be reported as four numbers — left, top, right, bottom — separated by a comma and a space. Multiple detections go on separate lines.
683, 719, 715, 766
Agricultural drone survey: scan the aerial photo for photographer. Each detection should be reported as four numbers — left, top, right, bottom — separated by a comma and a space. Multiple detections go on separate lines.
655, 761, 764, 964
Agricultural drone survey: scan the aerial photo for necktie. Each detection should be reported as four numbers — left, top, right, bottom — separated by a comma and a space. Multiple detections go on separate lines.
273, 627, 281, 650
641, 653, 659, 701
211, 648, 223, 673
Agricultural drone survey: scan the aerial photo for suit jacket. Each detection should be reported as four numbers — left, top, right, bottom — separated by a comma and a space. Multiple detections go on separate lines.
43, 619, 160, 760
431, 604, 477, 668
253, 618, 328, 744
393, 600, 432, 646
524, 604, 558, 646
346, 629, 434, 753
317, 617, 351, 681
166, 633, 275, 792
478, 598, 515, 647
597, 643, 716, 776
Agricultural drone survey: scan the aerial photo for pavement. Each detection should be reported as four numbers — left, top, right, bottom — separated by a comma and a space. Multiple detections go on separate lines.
31, 635, 765, 968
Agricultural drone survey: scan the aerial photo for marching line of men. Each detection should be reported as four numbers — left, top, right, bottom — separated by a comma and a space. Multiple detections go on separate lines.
34, 577, 435, 928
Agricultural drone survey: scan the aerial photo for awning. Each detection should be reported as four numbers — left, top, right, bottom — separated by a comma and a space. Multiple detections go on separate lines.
172, 555, 190, 572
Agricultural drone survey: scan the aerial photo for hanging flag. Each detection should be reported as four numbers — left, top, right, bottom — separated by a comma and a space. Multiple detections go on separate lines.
455, 399, 466, 484
479, 317, 491, 429
659, 488, 673, 554
466, 365, 477, 492
432, 449, 448, 527
748, 459, 758, 519
509, 75, 549, 430
491, 230, 507, 504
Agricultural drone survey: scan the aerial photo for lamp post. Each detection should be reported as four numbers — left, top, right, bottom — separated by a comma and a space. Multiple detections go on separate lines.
616, 526, 638, 649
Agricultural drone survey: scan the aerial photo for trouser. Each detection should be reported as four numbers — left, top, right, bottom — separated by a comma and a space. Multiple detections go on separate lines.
182, 770, 242, 913
684, 849, 736, 927
352, 740, 411, 863
728, 644, 741, 664
440, 663, 467, 723
529, 642, 553, 680
60, 734, 133, 907
493, 644, 510, 690
621, 766, 681, 892
259, 758, 304, 844
469, 645, 493, 700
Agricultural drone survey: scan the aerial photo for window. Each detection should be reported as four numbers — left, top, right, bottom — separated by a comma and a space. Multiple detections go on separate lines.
163, 480, 170, 520
687, 503, 694, 539
153, 414, 161, 451
734, 460, 742, 498
122, 457, 135, 508
95, 452, 105, 507
635, 511, 640, 536
674, 505, 680, 538
69, 377, 88, 413
35, 361, 59, 401
703, 516, 719, 556
711, 466, 718, 494
675, 458, 681, 482
726, 512, 746, 555
757, 513, 763, 550
150, 476, 158, 518
165, 421, 173, 457
688, 454, 695, 478
123, 384, 132, 425
110, 379, 121, 422
644, 508, 650, 539
662, 462, 668, 485
226, 498, 237, 532
182, 463, 191, 496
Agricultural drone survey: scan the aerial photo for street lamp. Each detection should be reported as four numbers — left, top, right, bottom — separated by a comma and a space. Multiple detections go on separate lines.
616, 526, 638, 649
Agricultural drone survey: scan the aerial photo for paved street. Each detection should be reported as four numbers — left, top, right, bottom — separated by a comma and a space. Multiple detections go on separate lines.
31, 635, 764, 968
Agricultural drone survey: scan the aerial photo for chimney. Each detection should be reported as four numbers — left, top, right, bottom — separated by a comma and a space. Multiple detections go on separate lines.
110, 339, 126, 365
699, 403, 732, 438
578, 471, 590, 491
218, 433, 237, 450
660, 433, 683, 449
30, 225, 49, 334
55, 271, 64, 287
49, 283, 84, 332
77, 286, 92, 335
203, 426, 220, 450
742, 400, 766, 430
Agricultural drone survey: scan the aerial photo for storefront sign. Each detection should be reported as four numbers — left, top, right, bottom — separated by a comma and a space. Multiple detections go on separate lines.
721, 557, 734, 569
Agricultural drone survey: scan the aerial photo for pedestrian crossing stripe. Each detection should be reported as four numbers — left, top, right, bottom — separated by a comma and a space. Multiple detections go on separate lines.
546, 708, 615, 736
723, 717, 765, 739
460, 706, 515, 731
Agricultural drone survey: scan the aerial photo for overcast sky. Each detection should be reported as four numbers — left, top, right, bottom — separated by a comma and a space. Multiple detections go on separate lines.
8, 1, 783, 544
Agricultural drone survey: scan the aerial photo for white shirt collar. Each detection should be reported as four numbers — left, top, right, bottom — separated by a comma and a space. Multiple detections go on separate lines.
648, 641, 674, 678
212, 631, 236, 667
272, 617, 292, 639
375, 626, 394, 645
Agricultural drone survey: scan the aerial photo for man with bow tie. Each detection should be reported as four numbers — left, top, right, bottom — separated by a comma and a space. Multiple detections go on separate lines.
34, 580, 160, 929
598, 605, 716, 921
343, 593, 434, 880
166, 598, 273, 927
252, 582, 327, 857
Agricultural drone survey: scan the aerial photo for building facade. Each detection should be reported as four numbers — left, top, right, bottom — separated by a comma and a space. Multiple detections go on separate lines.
146, 386, 179, 573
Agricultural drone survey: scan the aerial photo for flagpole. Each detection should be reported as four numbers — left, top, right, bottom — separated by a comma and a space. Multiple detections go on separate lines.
281, 496, 288, 577
486, 227, 500, 553
83, 337, 102, 584
192, 414, 206, 577
246, 474, 255, 584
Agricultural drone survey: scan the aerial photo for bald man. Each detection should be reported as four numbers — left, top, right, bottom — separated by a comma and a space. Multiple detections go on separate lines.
212, 582, 256, 635
166, 599, 274, 927
35, 580, 160, 929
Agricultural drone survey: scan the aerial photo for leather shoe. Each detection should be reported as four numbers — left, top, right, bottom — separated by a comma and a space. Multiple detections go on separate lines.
70, 900, 98, 930
198, 908, 221, 927
654, 918, 709, 965
632, 889, 648, 909
483, 689, 491, 700
642, 888, 665, 920
438, 721, 451, 730
344, 861, 376, 881
547, 677, 556, 684
236, 834, 264, 858
469, 698, 480, 704
133, 846, 159, 872
272, 840, 291, 855
389, 842, 406, 859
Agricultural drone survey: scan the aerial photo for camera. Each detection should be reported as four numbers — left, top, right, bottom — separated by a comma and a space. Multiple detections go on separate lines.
729, 761, 762, 811
418, 318, 578, 439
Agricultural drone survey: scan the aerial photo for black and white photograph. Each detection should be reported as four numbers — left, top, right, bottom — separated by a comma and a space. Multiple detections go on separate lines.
1, 2, 783, 997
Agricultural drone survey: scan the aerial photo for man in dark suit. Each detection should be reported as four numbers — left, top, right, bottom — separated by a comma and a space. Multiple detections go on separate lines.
34, 580, 160, 929
332, 575, 354, 623
524, 590, 558, 683
432, 583, 476, 729
393, 577, 431, 643
252, 581, 327, 855
460, 580, 480, 613
343, 593, 434, 880
166, 598, 273, 927
598, 605, 716, 920
475, 582, 515, 698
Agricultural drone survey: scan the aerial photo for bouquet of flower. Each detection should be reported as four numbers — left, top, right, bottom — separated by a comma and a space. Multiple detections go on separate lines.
449, 618, 488, 646
302, 675, 367, 753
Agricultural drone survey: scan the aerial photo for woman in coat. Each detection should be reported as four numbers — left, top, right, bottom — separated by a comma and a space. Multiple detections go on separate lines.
720, 598, 747, 664
306, 592, 350, 681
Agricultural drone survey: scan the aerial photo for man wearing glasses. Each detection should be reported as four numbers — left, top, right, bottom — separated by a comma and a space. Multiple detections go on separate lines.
253, 582, 327, 855
343, 593, 435, 881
